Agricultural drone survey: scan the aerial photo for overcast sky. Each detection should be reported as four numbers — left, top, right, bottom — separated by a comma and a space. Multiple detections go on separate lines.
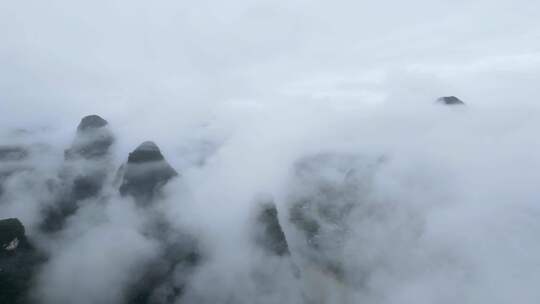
2, 0, 540, 128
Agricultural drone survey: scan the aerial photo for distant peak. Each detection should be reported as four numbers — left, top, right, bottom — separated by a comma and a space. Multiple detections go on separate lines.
77, 115, 109, 132
66, 115, 113, 159
437, 96, 465, 106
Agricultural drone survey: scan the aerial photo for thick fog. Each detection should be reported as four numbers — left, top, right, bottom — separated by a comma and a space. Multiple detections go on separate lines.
1, 0, 540, 303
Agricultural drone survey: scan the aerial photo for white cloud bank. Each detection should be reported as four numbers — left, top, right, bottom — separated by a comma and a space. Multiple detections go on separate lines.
1, 0, 540, 303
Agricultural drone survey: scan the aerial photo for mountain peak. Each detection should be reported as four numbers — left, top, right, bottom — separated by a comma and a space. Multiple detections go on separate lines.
77, 115, 109, 132
437, 96, 465, 105
127, 141, 165, 163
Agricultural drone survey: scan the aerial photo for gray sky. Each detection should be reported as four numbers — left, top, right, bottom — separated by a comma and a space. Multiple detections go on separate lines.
2, 0, 540, 127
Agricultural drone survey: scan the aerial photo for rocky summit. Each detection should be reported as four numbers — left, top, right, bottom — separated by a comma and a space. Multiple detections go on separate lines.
437, 96, 465, 105
119, 141, 178, 205
40, 115, 114, 233
65, 114, 114, 160
127, 141, 167, 163
77, 115, 109, 132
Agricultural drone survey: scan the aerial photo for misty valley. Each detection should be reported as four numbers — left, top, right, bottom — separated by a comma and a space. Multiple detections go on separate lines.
2, 98, 500, 304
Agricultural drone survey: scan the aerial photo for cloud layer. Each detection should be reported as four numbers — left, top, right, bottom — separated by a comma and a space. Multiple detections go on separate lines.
1, 1, 540, 303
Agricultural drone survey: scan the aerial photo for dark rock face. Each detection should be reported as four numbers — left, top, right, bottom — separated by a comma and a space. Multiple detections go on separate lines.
65, 115, 114, 160
287, 153, 382, 281
0, 218, 44, 304
127, 141, 167, 163
0, 146, 29, 162
39, 195, 81, 233
127, 222, 200, 304
0, 218, 25, 248
62, 114, 114, 202
437, 96, 465, 105
2, 118, 202, 304
77, 115, 108, 132
119, 142, 178, 205
254, 200, 290, 256
117, 143, 196, 303
40, 115, 114, 233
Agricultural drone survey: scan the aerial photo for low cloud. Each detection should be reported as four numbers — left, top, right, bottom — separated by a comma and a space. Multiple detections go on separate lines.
1, 1, 540, 303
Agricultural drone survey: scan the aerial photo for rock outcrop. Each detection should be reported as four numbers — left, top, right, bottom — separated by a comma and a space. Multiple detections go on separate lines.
40, 115, 114, 232
65, 115, 114, 160
116, 142, 198, 303
126, 221, 200, 304
0, 218, 26, 249
119, 141, 178, 206
287, 153, 383, 282
254, 199, 290, 257
0, 218, 44, 304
